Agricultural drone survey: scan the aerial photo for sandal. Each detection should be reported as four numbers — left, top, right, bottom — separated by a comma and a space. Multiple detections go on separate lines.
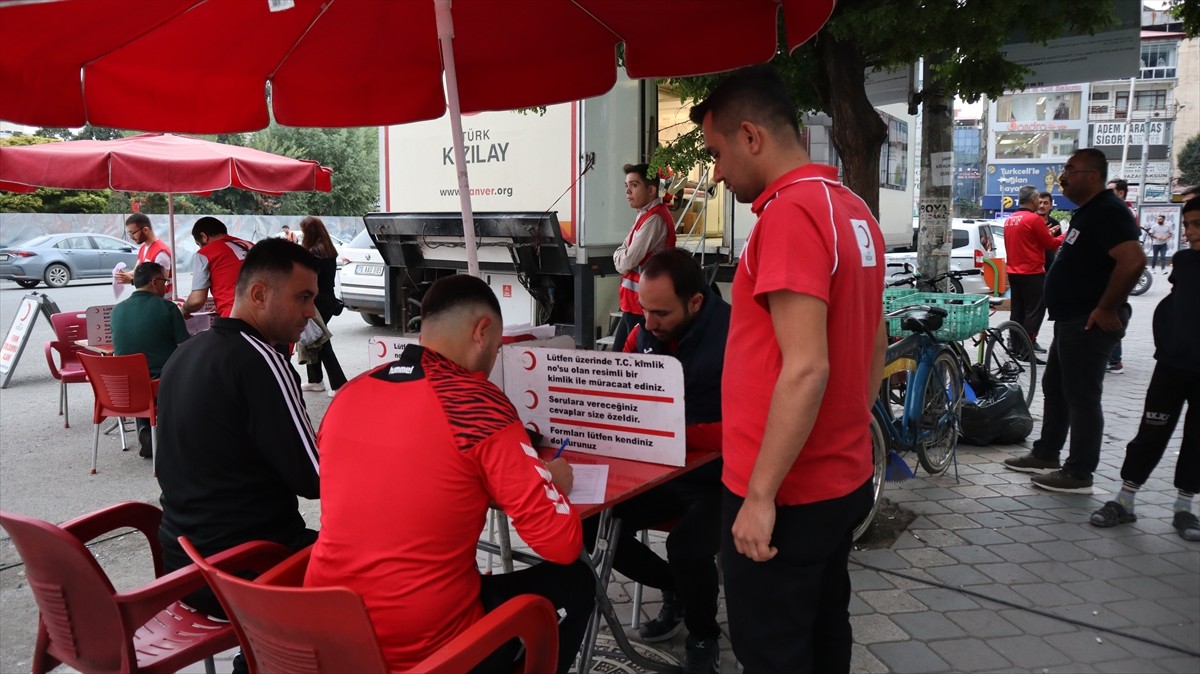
1090, 501, 1136, 528
1174, 511, 1200, 542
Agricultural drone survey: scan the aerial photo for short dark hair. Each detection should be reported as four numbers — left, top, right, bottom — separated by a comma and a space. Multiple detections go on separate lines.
622, 163, 657, 192
1073, 148, 1107, 179
125, 213, 150, 229
1039, 191, 1053, 200
192, 216, 228, 240
1106, 177, 1128, 194
421, 275, 502, 323
641, 248, 706, 304
132, 261, 165, 289
235, 237, 320, 297
688, 64, 800, 140
1017, 185, 1039, 206
1183, 198, 1200, 217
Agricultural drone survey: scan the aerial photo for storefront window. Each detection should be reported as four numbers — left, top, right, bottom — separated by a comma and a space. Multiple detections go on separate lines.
879, 114, 908, 190
996, 91, 1083, 122
994, 132, 1048, 159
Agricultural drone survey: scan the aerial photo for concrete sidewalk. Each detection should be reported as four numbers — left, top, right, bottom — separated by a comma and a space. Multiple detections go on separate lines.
1, 277, 1196, 673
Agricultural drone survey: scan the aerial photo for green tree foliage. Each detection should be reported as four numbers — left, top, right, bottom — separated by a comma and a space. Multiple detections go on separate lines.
657, 0, 1115, 216
1178, 134, 1200, 187
1169, 0, 1199, 37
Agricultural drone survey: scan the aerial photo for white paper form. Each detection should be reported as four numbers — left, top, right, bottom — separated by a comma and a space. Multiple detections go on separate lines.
567, 464, 609, 505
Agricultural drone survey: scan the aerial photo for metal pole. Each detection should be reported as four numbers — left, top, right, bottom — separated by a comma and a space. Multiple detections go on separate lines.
434, 0, 481, 278
168, 194, 178, 300
1119, 77, 1136, 179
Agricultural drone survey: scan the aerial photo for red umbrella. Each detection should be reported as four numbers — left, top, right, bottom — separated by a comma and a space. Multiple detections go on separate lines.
0, 0, 836, 275
0, 133, 334, 289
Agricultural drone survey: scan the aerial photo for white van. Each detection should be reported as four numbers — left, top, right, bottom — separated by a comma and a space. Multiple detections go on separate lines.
885, 219, 1005, 294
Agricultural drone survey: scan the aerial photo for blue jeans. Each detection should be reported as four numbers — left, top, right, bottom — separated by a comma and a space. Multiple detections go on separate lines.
1032, 306, 1130, 479
1150, 244, 1168, 271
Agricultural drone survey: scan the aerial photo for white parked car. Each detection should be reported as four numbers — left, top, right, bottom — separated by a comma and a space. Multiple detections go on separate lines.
336, 229, 387, 326
886, 219, 1005, 294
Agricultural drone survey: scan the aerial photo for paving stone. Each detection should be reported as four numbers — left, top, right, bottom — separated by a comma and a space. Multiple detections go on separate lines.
1011, 582, 1085, 607
1094, 658, 1170, 673
908, 528, 966, 548
882, 488, 926, 503
997, 608, 1078, 636
1102, 598, 1189, 627
945, 608, 1023, 638
1113, 551, 1189, 576
989, 542, 1051, 564
906, 515, 938, 530
859, 589, 928, 614
956, 527, 1014, 545
885, 569, 937, 589
1043, 631, 1133, 664
890, 531, 927, 550
1023, 560, 1092, 583
904, 500, 951, 516
1073, 558, 1144, 580
1107, 575, 1181, 600
1151, 621, 1200, 652
1159, 572, 1200, 594
1050, 602, 1133, 629
849, 643, 889, 674
1160, 655, 1200, 673
1015, 494, 1078, 510
1032, 540, 1098, 563
929, 637, 1012, 672
1037, 521, 1103, 541
850, 549, 910, 570
950, 485, 1000, 499
867, 641, 950, 674
937, 498, 993, 514
897, 547, 957, 568
848, 593, 873, 616
848, 568, 896, 591
927, 564, 994, 587
973, 495, 1026, 512
1001, 524, 1059, 543
987, 481, 1042, 496
941, 544, 1003, 564
912, 487, 962, 501
969, 583, 1033, 608
849, 614, 910, 644
965, 472, 1012, 486
975, 562, 1042, 585
926, 513, 979, 530
968, 511, 1023, 528
1059, 579, 1137, 604
908, 587, 981, 612
985, 634, 1073, 669
1119, 533, 1190, 555
890, 610, 967, 640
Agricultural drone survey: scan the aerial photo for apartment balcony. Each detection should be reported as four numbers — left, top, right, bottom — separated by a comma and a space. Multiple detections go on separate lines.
1087, 102, 1178, 121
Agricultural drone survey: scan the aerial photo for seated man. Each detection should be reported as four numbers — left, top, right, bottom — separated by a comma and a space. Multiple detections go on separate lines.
109, 261, 189, 458
156, 238, 322, 621
593, 248, 730, 673
306, 275, 594, 674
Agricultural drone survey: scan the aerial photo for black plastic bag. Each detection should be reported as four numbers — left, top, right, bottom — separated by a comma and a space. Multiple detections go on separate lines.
960, 382, 1033, 446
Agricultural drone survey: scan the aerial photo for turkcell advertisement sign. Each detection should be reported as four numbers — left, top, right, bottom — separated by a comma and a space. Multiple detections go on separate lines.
983, 163, 1078, 211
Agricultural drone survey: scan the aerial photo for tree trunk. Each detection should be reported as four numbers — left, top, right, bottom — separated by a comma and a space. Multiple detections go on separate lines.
813, 31, 887, 218
918, 54, 953, 285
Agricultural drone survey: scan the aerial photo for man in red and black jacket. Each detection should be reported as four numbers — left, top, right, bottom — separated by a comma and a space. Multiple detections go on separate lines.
1004, 185, 1064, 353
612, 163, 675, 351
182, 216, 252, 319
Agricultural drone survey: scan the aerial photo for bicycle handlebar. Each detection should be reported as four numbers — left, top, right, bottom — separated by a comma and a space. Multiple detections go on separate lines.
884, 304, 949, 319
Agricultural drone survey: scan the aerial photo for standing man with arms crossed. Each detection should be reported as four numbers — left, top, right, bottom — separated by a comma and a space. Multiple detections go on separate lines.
689, 65, 886, 673
612, 163, 676, 351
1004, 149, 1145, 492
156, 238, 322, 633
306, 275, 593, 674
1005, 185, 1063, 355
114, 213, 174, 296
182, 216, 252, 319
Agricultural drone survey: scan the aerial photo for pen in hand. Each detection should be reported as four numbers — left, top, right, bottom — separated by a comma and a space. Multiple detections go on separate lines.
552, 438, 570, 460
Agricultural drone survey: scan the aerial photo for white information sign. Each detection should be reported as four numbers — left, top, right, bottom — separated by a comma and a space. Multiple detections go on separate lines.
86, 305, 114, 346
503, 347, 686, 466
0, 295, 44, 388
931, 152, 953, 188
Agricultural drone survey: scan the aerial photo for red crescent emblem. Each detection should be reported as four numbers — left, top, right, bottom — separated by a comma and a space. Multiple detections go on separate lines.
526, 422, 540, 434
20, 302, 32, 320
524, 390, 538, 409
522, 351, 536, 370
376, 341, 387, 358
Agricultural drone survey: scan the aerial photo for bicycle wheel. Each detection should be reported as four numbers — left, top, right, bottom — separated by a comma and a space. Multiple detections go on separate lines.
914, 348, 962, 475
982, 320, 1037, 408
852, 407, 889, 542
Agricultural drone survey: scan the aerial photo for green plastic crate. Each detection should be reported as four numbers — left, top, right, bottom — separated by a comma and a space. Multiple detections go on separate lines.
884, 292, 989, 341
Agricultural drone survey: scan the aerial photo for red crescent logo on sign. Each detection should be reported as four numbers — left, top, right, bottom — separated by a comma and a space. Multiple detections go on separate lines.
20, 302, 32, 320
524, 390, 538, 409
522, 351, 536, 370
526, 422, 540, 434
376, 341, 388, 358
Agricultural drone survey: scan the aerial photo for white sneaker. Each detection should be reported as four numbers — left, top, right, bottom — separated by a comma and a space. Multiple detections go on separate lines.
327, 388, 338, 398
301, 383, 325, 392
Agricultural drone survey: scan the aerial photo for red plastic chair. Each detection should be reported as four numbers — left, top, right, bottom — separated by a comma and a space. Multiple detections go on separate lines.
77, 353, 159, 475
0, 502, 289, 674
44, 311, 90, 428
180, 537, 560, 674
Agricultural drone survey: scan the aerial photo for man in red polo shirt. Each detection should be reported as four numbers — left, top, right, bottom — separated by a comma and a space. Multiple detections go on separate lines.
114, 213, 174, 296
182, 216, 251, 319
1005, 185, 1064, 353
689, 65, 886, 673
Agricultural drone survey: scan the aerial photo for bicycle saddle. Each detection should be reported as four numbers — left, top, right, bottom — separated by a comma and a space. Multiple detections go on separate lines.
900, 309, 945, 334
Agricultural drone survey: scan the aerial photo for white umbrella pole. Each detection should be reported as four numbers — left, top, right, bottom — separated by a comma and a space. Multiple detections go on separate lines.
168, 194, 178, 300
435, 0, 481, 278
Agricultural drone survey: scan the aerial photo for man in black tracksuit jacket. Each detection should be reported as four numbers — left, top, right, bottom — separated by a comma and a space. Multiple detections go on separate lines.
155, 238, 322, 620
589, 249, 731, 672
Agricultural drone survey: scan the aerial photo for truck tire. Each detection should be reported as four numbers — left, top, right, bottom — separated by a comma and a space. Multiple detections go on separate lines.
15, 279, 39, 289
361, 312, 386, 327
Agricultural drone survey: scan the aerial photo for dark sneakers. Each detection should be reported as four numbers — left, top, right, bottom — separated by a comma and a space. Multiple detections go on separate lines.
137, 426, 153, 459
683, 635, 720, 674
1003, 453, 1060, 475
638, 598, 684, 643
1031, 470, 1094, 494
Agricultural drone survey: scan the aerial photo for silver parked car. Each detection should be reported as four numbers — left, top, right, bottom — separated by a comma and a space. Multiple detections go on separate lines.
0, 233, 139, 289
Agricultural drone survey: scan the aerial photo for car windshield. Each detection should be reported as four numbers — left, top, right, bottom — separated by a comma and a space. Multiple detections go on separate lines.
349, 229, 375, 248
13, 235, 53, 248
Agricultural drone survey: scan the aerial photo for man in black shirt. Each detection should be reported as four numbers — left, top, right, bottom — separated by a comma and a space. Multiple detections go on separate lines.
156, 238, 322, 618
1004, 149, 1145, 493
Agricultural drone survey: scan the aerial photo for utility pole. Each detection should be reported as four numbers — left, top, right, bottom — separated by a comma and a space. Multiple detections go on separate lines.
917, 54, 953, 288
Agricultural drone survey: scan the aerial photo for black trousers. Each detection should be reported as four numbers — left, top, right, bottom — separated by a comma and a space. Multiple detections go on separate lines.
1031, 307, 1128, 479
473, 558, 595, 674
582, 461, 722, 639
721, 480, 872, 674
1120, 362, 1200, 493
1007, 273, 1047, 343
305, 306, 347, 390
609, 311, 644, 353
